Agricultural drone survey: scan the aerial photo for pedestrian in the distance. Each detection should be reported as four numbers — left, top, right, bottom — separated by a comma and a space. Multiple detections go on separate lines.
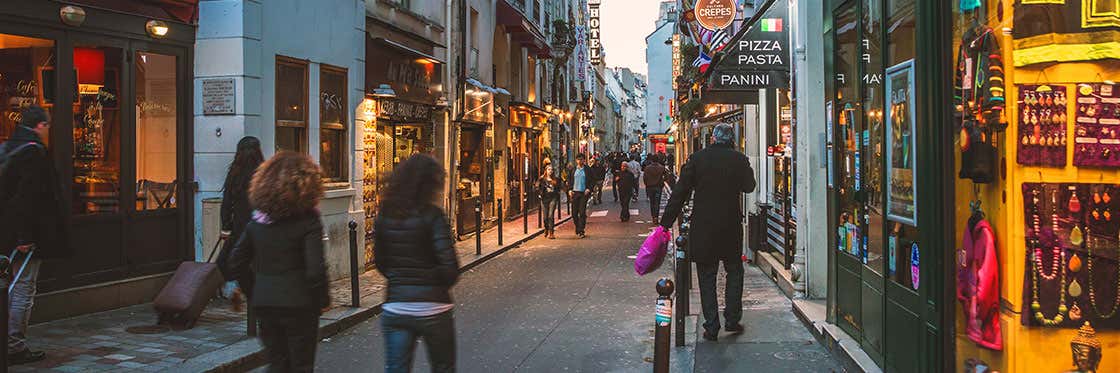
0, 106, 69, 365
589, 156, 607, 205
374, 154, 459, 373
609, 152, 623, 202
538, 163, 561, 239
567, 153, 592, 238
218, 136, 264, 312
616, 162, 637, 222
660, 123, 756, 342
626, 155, 641, 201
642, 158, 669, 223
226, 152, 330, 373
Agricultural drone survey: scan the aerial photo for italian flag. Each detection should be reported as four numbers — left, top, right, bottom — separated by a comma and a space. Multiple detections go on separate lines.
760, 18, 782, 32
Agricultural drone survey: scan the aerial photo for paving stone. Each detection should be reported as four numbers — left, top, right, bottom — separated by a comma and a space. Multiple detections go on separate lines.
117, 361, 147, 369
134, 347, 165, 354
103, 354, 135, 361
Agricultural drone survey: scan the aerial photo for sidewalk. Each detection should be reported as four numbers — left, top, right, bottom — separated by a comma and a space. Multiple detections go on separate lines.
15, 209, 570, 373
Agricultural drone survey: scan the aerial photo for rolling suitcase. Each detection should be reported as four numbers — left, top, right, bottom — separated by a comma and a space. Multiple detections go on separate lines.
152, 237, 225, 329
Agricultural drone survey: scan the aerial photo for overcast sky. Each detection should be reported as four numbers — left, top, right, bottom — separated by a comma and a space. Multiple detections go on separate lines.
599, 0, 664, 76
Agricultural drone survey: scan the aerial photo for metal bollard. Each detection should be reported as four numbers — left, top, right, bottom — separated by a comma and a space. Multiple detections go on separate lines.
348, 221, 360, 308
538, 199, 543, 229
475, 199, 483, 255
674, 233, 689, 347
523, 197, 529, 234
653, 278, 673, 373
0, 253, 10, 369
497, 199, 504, 246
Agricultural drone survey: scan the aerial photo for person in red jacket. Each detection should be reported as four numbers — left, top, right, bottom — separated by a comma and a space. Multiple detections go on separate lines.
957, 217, 1001, 350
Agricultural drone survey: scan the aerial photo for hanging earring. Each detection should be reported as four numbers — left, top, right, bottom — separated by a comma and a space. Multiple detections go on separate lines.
1095, 191, 1102, 205
1070, 191, 1083, 213
1103, 191, 1111, 204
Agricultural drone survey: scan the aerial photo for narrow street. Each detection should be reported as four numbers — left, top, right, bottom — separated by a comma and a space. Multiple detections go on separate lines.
309, 190, 843, 372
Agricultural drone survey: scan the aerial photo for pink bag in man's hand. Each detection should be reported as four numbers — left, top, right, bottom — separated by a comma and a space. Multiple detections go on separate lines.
634, 227, 672, 276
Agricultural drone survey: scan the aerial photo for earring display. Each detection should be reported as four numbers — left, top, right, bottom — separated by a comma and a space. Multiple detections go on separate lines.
1074, 83, 1120, 168
1023, 183, 1120, 329
1017, 85, 1068, 167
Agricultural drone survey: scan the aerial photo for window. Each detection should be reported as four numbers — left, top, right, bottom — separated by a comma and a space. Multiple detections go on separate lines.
135, 52, 179, 210
276, 56, 308, 153
319, 65, 347, 182
0, 34, 56, 143
73, 45, 123, 215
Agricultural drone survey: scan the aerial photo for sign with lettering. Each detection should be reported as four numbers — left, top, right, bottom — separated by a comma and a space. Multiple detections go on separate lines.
695, 0, 737, 31
708, 0, 790, 91
588, 0, 602, 65
202, 78, 235, 115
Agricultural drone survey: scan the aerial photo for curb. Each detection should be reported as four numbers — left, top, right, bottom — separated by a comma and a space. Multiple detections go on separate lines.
182, 216, 572, 373
790, 299, 882, 373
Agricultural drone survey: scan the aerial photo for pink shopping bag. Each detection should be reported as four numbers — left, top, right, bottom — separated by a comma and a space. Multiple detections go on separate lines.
634, 227, 672, 275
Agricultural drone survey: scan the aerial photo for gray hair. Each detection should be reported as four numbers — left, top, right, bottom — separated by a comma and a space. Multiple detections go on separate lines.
712, 123, 735, 145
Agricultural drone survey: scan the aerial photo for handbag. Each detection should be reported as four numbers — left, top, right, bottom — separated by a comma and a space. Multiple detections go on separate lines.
634, 227, 672, 275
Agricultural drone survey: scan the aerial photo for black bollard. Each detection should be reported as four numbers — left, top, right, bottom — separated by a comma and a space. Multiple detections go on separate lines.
523, 197, 529, 234
348, 221, 360, 308
497, 199, 504, 246
654, 278, 673, 373
674, 233, 689, 347
0, 253, 10, 369
538, 199, 543, 229
475, 199, 483, 255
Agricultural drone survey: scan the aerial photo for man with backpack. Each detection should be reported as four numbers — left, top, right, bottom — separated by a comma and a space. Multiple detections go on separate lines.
0, 106, 69, 365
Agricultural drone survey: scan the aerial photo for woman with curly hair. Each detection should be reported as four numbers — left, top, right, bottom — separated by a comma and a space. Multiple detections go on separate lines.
226, 151, 329, 373
375, 154, 459, 373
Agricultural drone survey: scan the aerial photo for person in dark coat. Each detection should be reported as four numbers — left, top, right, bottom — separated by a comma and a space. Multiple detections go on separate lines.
227, 152, 330, 373
642, 159, 670, 222
374, 154, 459, 373
0, 106, 68, 365
219, 136, 263, 311
616, 162, 638, 221
537, 163, 562, 239
589, 157, 607, 205
566, 153, 592, 238
659, 123, 756, 342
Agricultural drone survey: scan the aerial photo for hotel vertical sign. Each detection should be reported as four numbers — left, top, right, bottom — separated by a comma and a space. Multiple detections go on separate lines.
708, 0, 791, 91
588, 0, 602, 65
672, 34, 681, 90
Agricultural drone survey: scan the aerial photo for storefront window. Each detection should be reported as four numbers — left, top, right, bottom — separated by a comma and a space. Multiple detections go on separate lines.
276, 56, 307, 153
835, 4, 862, 260
320, 65, 347, 181
0, 34, 55, 143
887, 0, 918, 287
135, 52, 178, 210
73, 45, 122, 215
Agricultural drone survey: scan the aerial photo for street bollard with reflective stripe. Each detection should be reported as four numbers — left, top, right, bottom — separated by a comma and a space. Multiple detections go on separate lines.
348, 221, 360, 307
497, 199, 504, 246
654, 278, 673, 373
475, 200, 483, 255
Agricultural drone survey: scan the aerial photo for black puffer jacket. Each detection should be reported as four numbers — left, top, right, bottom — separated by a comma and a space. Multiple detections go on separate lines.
0, 126, 70, 259
374, 205, 459, 304
227, 212, 330, 310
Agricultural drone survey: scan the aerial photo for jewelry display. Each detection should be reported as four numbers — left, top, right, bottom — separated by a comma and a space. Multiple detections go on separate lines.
1086, 227, 1120, 319
1074, 83, 1120, 168
1018, 85, 1068, 167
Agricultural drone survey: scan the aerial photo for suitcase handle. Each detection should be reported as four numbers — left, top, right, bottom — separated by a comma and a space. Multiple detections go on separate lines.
206, 236, 226, 264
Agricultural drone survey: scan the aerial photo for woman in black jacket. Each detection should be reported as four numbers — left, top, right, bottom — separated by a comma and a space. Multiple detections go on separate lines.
374, 154, 459, 373
219, 136, 263, 310
227, 152, 329, 373
537, 162, 561, 239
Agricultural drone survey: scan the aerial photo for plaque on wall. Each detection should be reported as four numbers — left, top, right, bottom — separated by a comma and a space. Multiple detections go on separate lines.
202, 78, 235, 115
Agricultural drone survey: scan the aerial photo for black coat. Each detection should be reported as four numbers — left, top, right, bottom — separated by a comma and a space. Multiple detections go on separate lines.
537, 176, 561, 201
616, 171, 637, 197
374, 205, 459, 304
218, 177, 254, 279
0, 127, 70, 259
565, 165, 593, 192
659, 143, 756, 264
227, 212, 330, 310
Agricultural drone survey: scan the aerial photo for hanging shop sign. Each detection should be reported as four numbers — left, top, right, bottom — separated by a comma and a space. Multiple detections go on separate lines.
376, 99, 433, 123
694, 0, 737, 31
707, 0, 790, 92
588, 0, 602, 65
672, 34, 681, 90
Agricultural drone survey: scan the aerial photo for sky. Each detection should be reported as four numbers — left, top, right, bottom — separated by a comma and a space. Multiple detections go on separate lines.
599, 0, 665, 76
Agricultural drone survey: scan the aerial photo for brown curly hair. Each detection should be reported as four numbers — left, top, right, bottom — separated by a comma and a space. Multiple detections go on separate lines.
379, 154, 445, 218
250, 151, 324, 219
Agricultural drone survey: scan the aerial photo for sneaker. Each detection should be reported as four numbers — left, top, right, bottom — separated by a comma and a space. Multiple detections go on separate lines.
702, 330, 718, 341
725, 323, 744, 334
230, 287, 245, 313
8, 349, 45, 365
579, 233, 586, 239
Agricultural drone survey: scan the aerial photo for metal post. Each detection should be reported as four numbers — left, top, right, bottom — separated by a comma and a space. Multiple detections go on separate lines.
0, 253, 10, 369
348, 221, 360, 308
523, 197, 529, 234
538, 199, 543, 228
475, 199, 483, 255
653, 278, 673, 373
497, 199, 504, 246
674, 228, 689, 347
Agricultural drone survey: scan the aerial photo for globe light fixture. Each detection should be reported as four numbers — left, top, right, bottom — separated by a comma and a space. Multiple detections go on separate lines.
145, 20, 170, 38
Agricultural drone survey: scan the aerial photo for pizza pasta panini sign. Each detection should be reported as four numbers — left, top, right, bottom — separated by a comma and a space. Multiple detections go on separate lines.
589, 0, 602, 65
708, 0, 791, 91
695, 0, 737, 31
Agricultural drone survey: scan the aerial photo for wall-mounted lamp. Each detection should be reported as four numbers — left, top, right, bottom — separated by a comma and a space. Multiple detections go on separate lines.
60, 6, 86, 27
371, 84, 397, 98
146, 20, 170, 38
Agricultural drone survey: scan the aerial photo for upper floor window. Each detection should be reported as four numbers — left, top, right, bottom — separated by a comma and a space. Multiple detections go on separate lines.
276, 56, 308, 153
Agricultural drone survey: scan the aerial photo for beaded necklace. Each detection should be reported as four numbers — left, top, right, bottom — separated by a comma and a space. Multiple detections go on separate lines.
1086, 227, 1120, 319
1031, 189, 1067, 325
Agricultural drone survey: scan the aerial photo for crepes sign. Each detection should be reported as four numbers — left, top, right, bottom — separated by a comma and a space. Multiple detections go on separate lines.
695, 0, 737, 31
708, 0, 790, 91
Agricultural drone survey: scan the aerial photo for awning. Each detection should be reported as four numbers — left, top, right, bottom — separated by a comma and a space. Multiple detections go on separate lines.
371, 37, 445, 64
65, 0, 199, 24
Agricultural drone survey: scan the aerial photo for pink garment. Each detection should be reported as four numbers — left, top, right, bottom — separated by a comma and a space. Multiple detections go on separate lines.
958, 219, 1002, 350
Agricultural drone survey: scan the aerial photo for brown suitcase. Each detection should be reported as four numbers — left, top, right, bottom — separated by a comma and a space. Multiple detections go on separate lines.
153, 238, 225, 329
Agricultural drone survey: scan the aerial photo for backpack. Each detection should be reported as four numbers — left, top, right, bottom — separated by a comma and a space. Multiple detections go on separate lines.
0, 142, 43, 181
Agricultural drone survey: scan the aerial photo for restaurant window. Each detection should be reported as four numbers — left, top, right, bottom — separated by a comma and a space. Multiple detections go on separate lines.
319, 65, 347, 182
135, 52, 179, 210
73, 45, 123, 215
276, 56, 308, 153
0, 34, 55, 143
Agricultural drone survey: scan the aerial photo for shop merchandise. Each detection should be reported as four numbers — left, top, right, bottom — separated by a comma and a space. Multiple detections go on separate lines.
1074, 83, 1120, 168
955, 23, 1006, 183
1017, 85, 1068, 167
957, 212, 1002, 350
1022, 183, 1120, 329
1070, 321, 1103, 373
1012, 1, 1120, 67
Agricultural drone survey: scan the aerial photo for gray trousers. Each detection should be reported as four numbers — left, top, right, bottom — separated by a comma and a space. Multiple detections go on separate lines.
9, 256, 40, 354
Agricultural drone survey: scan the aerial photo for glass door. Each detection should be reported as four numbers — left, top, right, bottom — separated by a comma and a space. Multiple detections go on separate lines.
859, 0, 886, 362
832, 0, 865, 342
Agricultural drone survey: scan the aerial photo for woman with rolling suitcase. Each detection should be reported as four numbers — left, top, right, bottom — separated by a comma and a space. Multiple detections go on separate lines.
218, 136, 263, 311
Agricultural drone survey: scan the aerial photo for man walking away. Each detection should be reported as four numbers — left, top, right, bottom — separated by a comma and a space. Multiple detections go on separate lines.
567, 154, 592, 238
626, 155, 641, 202
589, 157, 607, 205
616, 162, 637, 222
0, 106, 70, 365
642, 158, 669, 222
659, 123, 756, 342
609, 152, 623, 202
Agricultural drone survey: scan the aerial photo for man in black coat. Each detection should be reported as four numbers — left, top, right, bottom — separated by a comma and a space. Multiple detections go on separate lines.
566, 154, 593, 238
616, 162, 637, 221
0, 106, 69, 365
659, 123, 756, 341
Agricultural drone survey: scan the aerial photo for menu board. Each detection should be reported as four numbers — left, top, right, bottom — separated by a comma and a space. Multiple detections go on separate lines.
886, 60, 917, 226
1017, 85, 1068, 167
1074, 83, 1120, 168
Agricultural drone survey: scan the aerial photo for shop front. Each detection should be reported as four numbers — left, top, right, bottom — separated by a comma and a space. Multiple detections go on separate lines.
454, 80, 496, 236
507, 101, 549, 219
0, 1, 196, 319
362, 34, 444, 267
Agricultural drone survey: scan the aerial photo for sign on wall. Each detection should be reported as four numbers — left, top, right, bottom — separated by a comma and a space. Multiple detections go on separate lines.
589, 0, 602, 65
672, 34, 681, 90
201, 78, 235, 115
707, 0, 790, 92
694, 0, 737, 31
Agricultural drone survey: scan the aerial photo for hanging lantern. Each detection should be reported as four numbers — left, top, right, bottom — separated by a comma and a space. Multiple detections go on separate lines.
60, 6, 86, 27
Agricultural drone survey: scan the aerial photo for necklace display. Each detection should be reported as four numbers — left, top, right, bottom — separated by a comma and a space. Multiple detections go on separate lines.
1032, 190, 1068, 325
1086, 228, 1120, 319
